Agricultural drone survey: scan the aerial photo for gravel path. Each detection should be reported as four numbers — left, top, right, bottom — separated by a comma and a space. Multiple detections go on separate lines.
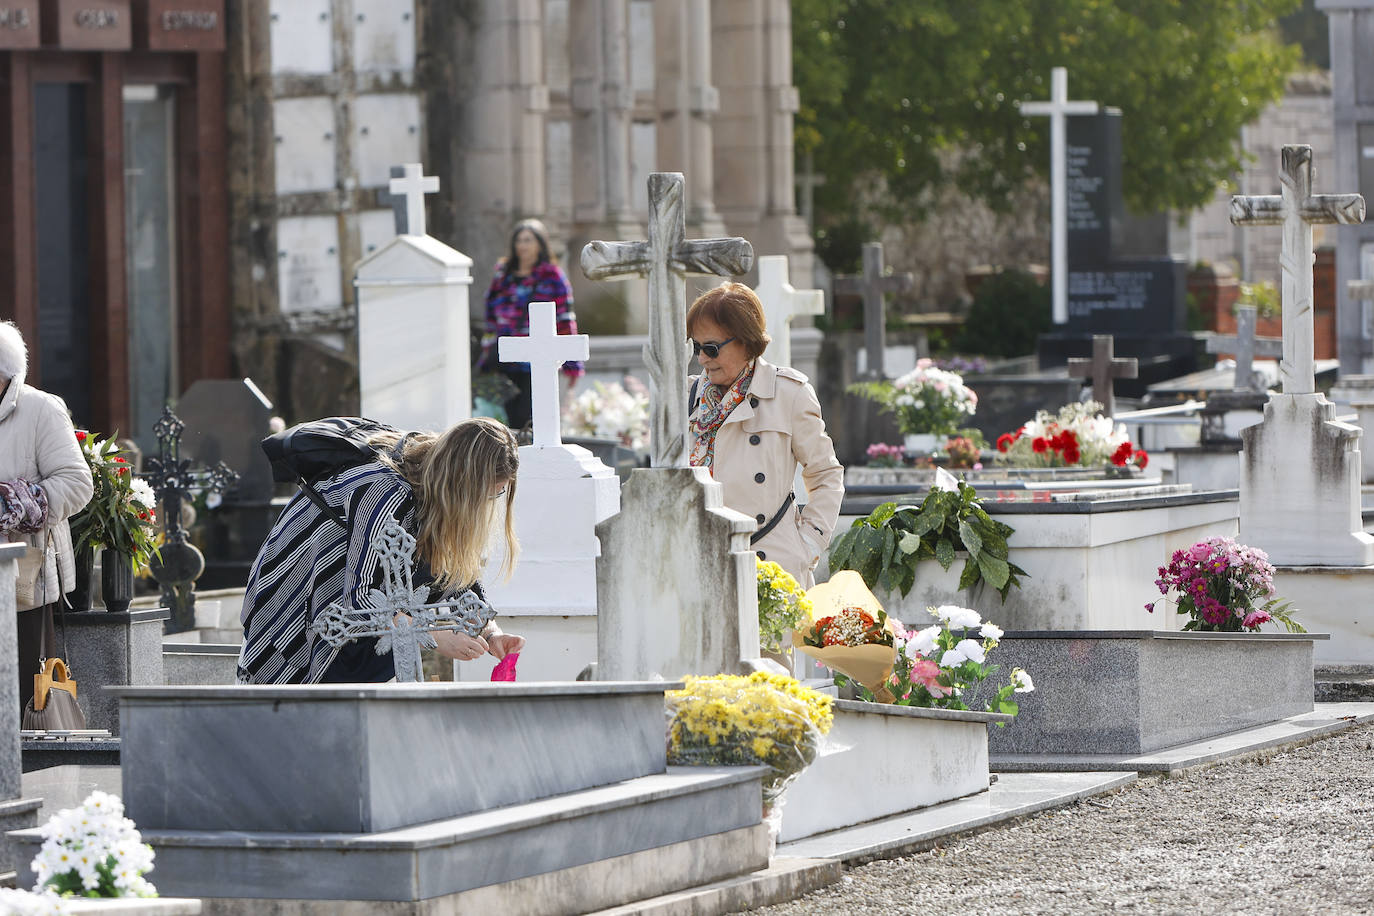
751, 724, 1374, 915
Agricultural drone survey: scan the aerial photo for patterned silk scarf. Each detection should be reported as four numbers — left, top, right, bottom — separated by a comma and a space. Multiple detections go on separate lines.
689, 362, 755, 471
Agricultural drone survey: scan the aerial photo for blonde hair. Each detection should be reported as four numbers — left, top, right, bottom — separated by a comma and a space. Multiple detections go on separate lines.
370, 417, 520, 590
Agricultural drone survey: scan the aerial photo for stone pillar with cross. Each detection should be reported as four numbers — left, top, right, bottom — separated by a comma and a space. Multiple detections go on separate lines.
1020, 67, 1099, 326
755, 255, 823, 369
473, 302, 620, 681
1066, 335, 1137, 418
143, 407, 240, 633
1231, 143, 1374, 566
1205, 305, 1283, 393
833, 242, 913, 380
581, 172, 766, 681
355, 162, 473, 432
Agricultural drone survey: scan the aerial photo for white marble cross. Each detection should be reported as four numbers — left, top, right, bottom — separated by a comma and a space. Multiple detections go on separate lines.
755, 255, 823, 369
1206, 305, 1282, 391
498, 301, 590, 448
1347, 279, 1374, 373
581, 172, 754, 467
1067, 334, 1137, 418
832, 242, 912, 380
1231, 145, 1365, 394
1020, 67, 1099, 326
388, 162, 439, 237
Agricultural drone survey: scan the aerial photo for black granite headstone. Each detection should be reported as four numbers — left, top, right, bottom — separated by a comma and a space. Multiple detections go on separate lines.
1066, 111, 1123, 268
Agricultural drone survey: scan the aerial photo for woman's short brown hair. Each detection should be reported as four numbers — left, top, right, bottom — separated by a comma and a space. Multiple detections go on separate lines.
686, 282, 772, 360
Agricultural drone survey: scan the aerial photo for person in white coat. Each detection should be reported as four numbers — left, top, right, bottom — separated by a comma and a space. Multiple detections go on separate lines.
0, 321, 93, 713
686, 283, 844, 588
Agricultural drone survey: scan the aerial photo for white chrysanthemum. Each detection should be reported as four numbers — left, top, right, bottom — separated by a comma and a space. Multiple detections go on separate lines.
127, 478, 156, 510
1012, 668, 1035, 693
909, 624, 941, 657
941, 637, 986, 667
934, 604, 982, 630
980, 622, 1004, 642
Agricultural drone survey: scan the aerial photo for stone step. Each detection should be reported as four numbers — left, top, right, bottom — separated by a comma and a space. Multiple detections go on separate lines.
14, 767, 766, 910
1314, 666, 1374, 702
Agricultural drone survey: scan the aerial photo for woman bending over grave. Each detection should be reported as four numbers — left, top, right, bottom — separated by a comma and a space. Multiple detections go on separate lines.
0, 320, 95, 713
237, 417, 526, 684
478, 218, 584, 430
687, 283, 845, 588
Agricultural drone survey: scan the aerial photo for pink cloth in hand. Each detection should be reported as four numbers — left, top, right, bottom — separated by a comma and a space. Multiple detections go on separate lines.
490, 652, 519, 682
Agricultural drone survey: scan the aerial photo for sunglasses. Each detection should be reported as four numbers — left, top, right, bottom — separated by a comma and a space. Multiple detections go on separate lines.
689, 337, 736, 359
489, 486, 507, 501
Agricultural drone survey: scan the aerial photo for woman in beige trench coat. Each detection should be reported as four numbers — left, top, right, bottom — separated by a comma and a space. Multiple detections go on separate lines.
686, 283, 844, 588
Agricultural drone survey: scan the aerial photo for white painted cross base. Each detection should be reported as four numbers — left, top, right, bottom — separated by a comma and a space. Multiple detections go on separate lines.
594, 467, 761, 680
1240, 393, 1374, 566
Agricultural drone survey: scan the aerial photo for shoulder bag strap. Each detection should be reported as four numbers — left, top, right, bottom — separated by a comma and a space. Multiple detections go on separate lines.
750, 491, 796, 546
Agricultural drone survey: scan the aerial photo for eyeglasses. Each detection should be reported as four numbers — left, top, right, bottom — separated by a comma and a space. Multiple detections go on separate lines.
489, 486, 507, 501
690, 337, 736, 359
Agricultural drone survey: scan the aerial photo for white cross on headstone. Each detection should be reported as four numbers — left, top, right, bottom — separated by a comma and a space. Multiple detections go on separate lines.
755, 255, 823, 368
832, 242, 913, 380
1067, 334, 1137, 418
1020, 67, 1099, 326
388, 162, 440, 238
582, 172, 754, 467
1205, 305, 1282, 391
1231, 145, 1365, 394
498, 301, 590, 448
1347, 279, 1374, 373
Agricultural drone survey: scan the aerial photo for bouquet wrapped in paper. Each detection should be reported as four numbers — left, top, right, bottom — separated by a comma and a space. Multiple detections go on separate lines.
665, 671, 833, 803
794, 571, 899, 695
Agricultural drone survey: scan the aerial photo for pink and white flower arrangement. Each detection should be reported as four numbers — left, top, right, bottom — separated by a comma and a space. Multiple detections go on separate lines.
865, 442, 905, 468
562, 376, 650, 451
1146, 536, 1304, 633
835, 605, 1030, 716
30, 791, 157, 899
849, 359, 977, 437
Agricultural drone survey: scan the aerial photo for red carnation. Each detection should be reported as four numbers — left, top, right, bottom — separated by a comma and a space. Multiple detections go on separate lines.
1135, 449, 1149, 469
75, 430, 87, 442
1111, 442, 1133, 467
1064, 446, 1081, 464
996, 433, 1015, 452
1032, 437, 1049, 454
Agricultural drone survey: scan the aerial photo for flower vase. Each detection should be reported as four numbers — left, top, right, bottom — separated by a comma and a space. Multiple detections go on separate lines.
903, 433, 939, 454
100, 549, 134, 613
68, 543, 95, 611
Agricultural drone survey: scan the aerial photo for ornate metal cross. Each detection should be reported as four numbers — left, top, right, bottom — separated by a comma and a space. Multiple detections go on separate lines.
1067, 335, 1137, 418
1231, 145, 1365, 394
581, 172, 754, 467
141, 406, 239, 632
309, 523, 497, 682
833, 242, 913, 380
1205, 305, 1282, 392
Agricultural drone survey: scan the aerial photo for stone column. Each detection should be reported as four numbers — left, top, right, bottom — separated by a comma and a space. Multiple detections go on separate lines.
0, 543, 42, 874
655, 0, 726, 239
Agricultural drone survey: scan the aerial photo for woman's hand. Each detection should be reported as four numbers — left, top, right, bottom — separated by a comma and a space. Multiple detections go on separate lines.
433, 630, 489, 662
486, 632, 526, 660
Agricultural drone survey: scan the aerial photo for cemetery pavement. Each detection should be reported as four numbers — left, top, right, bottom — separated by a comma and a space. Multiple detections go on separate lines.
748, 723, 1374, 915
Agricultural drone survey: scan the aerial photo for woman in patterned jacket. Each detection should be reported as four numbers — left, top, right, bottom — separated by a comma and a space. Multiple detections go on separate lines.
237, 417, 525, 684
478, 219, 584, 429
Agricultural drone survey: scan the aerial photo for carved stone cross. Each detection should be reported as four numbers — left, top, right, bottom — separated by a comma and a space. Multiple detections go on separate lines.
832, 242, 913, 380
755, 255, 823, 369
498, 300, 590, 448
1067, 335, 1137, 417
1347, 279, 1374, 371
581, 172, 754, 467
310, 524, 497, 682
1206, 305, 1282, 391
388, 162, 439, 237
1020, 67, 1099, 325
1231, 145, 1365, 394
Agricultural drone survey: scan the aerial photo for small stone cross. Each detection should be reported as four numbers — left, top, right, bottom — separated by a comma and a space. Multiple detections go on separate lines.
388, 163, 439, 237
581, 172, 754, 467
1231, 145, 1365, 394
1067, 335, 1137, 417
755, 255, 822, 369
1020, 67, 1099, 326
498, 301, 590, 448
1205, 305, 1282, 391
833, 242, 913, 380
1347, 279, 1374, 371
310, 524, 497, 682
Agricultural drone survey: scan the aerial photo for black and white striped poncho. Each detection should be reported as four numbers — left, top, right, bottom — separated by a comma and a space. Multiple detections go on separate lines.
237, 462, 417, 684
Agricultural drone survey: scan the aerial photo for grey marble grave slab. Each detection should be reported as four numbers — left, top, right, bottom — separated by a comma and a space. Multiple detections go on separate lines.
62, 609, 169, 734
113, 682, 675, 833
12, 767, 765, 903
972, 631, 1322, 755
161, 643, 239, 686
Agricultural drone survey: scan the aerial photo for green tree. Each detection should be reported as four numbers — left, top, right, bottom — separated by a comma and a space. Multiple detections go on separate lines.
793, 0, 1302, 236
